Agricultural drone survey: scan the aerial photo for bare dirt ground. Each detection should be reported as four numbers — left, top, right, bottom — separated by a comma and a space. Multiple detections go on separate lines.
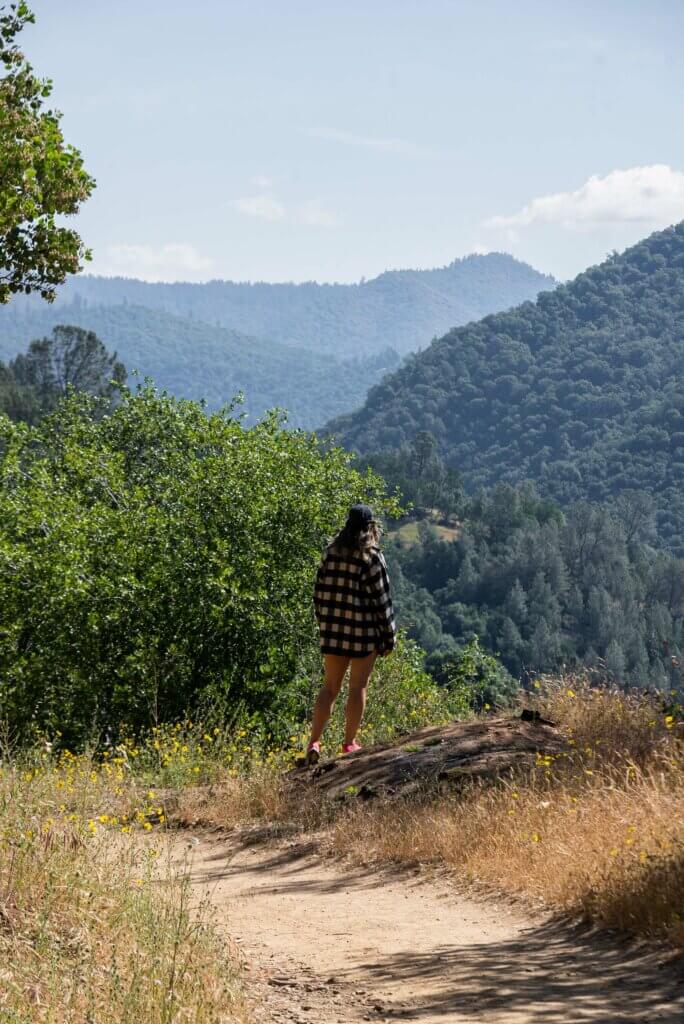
176, 828, 684, 1024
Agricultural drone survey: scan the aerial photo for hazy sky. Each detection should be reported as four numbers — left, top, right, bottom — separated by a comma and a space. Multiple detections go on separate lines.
29, 0, 684, 283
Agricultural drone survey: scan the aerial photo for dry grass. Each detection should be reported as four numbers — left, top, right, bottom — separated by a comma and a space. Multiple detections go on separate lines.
326, 753, 683, 942
0, 761, 247, 1023
12, 675, 679, 1009
173, 678, 684, 955
389, 515, 461, 547
323, 679, 684, 951
538, 676, 676, 766
172, 768, 294, 831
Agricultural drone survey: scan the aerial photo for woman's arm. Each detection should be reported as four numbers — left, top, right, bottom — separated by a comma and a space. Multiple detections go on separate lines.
313, 555, 327, 623
363, 551, 397, 654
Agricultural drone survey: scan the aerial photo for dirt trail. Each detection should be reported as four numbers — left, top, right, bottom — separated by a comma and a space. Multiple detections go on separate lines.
175, 829, 683, 1024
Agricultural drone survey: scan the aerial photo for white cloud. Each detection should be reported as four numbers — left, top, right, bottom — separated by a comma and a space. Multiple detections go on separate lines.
230, 194, 286, 221
310, 127, 433, 157
230, 191, 340, 229
93, 243, 213, 282
486, 165, 684, 232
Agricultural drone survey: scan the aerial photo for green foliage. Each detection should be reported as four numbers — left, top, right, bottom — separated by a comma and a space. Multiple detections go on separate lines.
0, 3, 94, 302
327, 223, 684, 555
427, 637, 517, 712
1, 324, 126, 422
0, 356, 38, 420
0, 301, 400, 428
364, 431, 466, 515
0, 387, 395, 744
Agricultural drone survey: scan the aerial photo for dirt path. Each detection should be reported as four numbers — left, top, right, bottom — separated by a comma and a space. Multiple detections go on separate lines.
176, 829, 683, 1024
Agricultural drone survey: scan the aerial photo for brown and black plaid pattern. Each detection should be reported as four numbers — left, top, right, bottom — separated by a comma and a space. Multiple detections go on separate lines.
314, 544, 397, 657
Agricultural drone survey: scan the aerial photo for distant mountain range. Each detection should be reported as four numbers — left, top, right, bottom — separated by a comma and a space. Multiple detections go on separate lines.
325, 223, 684, 555
0, 302, 400, 428
0, 252, 553, 427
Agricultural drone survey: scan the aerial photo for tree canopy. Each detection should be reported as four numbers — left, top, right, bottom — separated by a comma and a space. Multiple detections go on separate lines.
374, 447, 683, 695
0, 324, 125, 422
0, 387, 395, 743
0, 2, 94, 302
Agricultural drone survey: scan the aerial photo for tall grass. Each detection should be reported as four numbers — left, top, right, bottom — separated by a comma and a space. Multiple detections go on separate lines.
0, 758, 247, 1023
6, 673, 681, 1005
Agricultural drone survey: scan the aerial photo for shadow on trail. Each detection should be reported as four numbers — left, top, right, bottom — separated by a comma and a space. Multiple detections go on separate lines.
187, 832, 405, 896
184, 822, 438, 896
344, 918, 683, 1023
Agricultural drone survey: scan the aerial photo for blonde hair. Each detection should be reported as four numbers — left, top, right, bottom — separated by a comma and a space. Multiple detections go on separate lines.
330, 520, 381, 559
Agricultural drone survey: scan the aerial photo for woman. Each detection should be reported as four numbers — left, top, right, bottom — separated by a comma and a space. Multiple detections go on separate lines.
306, 503, 397, 765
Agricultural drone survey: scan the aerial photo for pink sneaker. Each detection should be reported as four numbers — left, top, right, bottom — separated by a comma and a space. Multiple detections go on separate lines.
305, 741, 321, 767
342, 741, 362, 755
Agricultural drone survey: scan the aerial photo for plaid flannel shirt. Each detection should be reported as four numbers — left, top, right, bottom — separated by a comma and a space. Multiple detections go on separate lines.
314, 543, 397, 657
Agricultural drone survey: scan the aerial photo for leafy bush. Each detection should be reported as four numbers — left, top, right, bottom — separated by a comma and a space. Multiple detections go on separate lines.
428, 636, 518, 711
0, 386, 394, 744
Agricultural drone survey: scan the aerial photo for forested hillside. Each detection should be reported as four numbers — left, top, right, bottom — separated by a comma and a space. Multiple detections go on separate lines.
387, 488, 683, 694
359, 441, 683, 693
3, 253, 554, 357
328, 224, 684, 554
0, 302, 398, 427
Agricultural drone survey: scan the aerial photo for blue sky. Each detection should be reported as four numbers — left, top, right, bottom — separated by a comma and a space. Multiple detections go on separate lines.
30, 0, 684, 283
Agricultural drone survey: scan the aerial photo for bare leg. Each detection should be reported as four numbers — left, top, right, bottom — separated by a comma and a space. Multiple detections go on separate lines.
344, 651, 377, 745
310, 654, 350, 744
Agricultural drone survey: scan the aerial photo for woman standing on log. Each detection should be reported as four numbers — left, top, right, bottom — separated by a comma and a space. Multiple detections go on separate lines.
306, 504, 397, 766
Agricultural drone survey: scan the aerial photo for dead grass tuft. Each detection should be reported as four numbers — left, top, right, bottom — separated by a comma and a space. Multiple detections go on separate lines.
172, 766, 331, 838
0, 763, 247, 1023
538, 675, 674, 765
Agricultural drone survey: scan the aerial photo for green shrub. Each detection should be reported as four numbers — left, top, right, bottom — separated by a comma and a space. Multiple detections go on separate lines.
0, 386, 395, 744
428, 636, 518, 711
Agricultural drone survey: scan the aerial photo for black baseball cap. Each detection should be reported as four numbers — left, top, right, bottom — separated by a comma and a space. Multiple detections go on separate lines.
346, 503, 375, 528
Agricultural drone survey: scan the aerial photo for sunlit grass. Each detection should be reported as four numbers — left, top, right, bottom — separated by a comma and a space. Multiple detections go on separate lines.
0, 750, 247, 1022
5, 672, 681, 1018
